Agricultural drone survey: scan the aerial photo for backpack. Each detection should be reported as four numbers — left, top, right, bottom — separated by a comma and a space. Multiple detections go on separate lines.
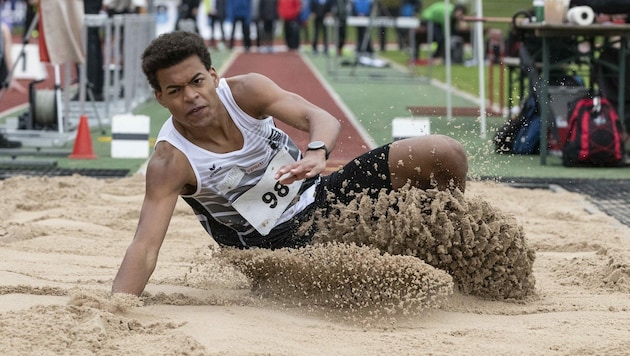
493, 94, 540, 154
512, 115, 541, 154
562, 96, 625, 167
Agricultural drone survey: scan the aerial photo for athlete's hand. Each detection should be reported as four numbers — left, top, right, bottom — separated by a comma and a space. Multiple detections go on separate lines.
274, 150, 327, 185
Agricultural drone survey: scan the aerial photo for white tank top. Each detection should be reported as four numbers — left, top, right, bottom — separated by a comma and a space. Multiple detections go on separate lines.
155, 78, 317, 247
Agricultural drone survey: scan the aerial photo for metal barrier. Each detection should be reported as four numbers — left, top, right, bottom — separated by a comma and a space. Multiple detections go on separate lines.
1, 13, 156, 149
324, 16, 428, 82
72, 13, 156, 130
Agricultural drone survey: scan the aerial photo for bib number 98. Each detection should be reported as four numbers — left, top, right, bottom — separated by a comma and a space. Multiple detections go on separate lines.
262, 182, 290, 208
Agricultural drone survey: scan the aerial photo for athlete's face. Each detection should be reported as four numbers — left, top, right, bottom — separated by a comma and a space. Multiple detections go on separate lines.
154, 55, 221, 130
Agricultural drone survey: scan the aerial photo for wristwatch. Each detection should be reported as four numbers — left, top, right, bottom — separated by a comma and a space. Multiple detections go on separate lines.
306, 141, 329, 159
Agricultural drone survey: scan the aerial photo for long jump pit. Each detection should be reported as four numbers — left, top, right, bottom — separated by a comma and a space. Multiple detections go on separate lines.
0, 52, 628, 355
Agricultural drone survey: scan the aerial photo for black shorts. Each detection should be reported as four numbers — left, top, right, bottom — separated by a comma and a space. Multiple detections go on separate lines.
315, 143, 393, 207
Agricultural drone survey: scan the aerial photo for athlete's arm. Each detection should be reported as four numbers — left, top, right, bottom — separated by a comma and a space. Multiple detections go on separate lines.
228, 73, 341, 183
111, 143, 194, 296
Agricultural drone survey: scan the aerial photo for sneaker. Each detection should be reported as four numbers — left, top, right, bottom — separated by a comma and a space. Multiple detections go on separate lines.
0, 133, 21, 148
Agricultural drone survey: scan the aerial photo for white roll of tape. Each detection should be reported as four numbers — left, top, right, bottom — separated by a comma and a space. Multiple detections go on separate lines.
566, 6, 595, 26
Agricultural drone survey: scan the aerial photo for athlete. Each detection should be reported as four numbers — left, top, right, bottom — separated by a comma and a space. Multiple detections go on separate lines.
111, 31, 468, 296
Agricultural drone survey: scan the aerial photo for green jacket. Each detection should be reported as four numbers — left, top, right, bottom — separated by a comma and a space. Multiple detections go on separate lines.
421, 2, 454, 25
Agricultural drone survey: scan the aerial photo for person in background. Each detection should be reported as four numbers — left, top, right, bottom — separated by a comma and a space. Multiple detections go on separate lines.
0, 21, 26, 148
79, 0, 105, 101
251, 0, 260, 48
228, 0, 253, 51
352, 0, 374, 55
331, 0, 351, 56
23, 0, 38, 39
377, 0, 399, 52
110, 31, 468, 297
397, 0, 421, 51
309, 0, 333, 55
175, 0, 200, 33
420, 2, 467, 63
104, 0, 147, 16
258, 0, 278, 53
206, 0, 226, 49
278, 0, 301, 51
299, 0, 310, 48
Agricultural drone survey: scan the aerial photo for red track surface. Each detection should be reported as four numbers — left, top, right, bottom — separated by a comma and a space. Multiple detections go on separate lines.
222, 52, 371, 171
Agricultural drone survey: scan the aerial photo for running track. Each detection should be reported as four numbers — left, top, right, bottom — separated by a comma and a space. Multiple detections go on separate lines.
221, 52, 372, 171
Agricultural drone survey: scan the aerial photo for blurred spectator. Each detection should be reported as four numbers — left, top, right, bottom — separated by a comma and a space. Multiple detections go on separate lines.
309, 0, 333, 55
352, 0, 374, 55
299, 0, 310, 47
377, 0, 399, 52
420, 2, 467, 62
252, 0, 260, 48
0, 22, 26, 95
0, 22, 26, 148
332, 0, 351, 56
81, 0, 105, 101
206, 0, 226, 49
104, 0, 147, 16
258, 0, 278, 52
23, 0, 38, 39
278, 0, 301, 51
397, 0, 421, 50
176, 0, 200, 33
228, 0, 253, 50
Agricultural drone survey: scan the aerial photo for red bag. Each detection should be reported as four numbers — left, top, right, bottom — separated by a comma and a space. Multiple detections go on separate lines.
562, 96, 625, 167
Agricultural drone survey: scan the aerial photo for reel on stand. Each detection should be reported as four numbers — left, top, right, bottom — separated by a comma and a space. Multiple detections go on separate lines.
18, 80, 59, 131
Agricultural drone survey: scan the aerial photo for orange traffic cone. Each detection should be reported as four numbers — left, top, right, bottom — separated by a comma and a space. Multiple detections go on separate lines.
69, 115, 97, 159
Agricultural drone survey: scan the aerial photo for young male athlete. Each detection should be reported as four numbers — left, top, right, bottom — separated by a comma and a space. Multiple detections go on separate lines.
112, 31, 468, 296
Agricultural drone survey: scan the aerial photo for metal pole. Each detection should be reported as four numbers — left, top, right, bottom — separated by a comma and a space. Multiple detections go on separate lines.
475, 0, 487, 138
444, 0, 452, 121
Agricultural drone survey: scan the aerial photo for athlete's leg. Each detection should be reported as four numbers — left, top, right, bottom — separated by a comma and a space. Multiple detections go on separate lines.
388, 135, 468, 192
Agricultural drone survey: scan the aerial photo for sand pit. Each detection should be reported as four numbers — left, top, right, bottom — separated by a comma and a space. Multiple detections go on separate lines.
1, 174, 629, 355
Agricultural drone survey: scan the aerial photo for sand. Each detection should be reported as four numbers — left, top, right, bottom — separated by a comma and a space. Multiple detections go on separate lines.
1, 174, 629, 355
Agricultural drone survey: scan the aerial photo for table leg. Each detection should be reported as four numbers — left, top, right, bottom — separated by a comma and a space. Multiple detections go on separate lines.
618, 38, 626, 123
540, 36, 550, 165
508, 66, 514, 116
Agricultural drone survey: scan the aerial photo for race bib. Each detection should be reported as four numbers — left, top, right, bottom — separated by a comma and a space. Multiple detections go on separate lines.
232, 149, 302, 235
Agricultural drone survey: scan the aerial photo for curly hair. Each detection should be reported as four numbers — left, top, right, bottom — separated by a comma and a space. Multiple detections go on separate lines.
141, 31, 213, 91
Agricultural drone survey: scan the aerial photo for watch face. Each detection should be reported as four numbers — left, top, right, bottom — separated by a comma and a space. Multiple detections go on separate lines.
308, 141, 325, 150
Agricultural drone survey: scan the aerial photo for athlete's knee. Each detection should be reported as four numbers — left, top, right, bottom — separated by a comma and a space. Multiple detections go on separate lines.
436, 135, 467, 164
389, 135, 468, 192
432, 135, 468, 191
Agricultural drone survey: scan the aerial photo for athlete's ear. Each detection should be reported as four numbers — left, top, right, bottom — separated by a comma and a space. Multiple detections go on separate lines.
209, 67, 219, 87
154, 90, 165, 107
